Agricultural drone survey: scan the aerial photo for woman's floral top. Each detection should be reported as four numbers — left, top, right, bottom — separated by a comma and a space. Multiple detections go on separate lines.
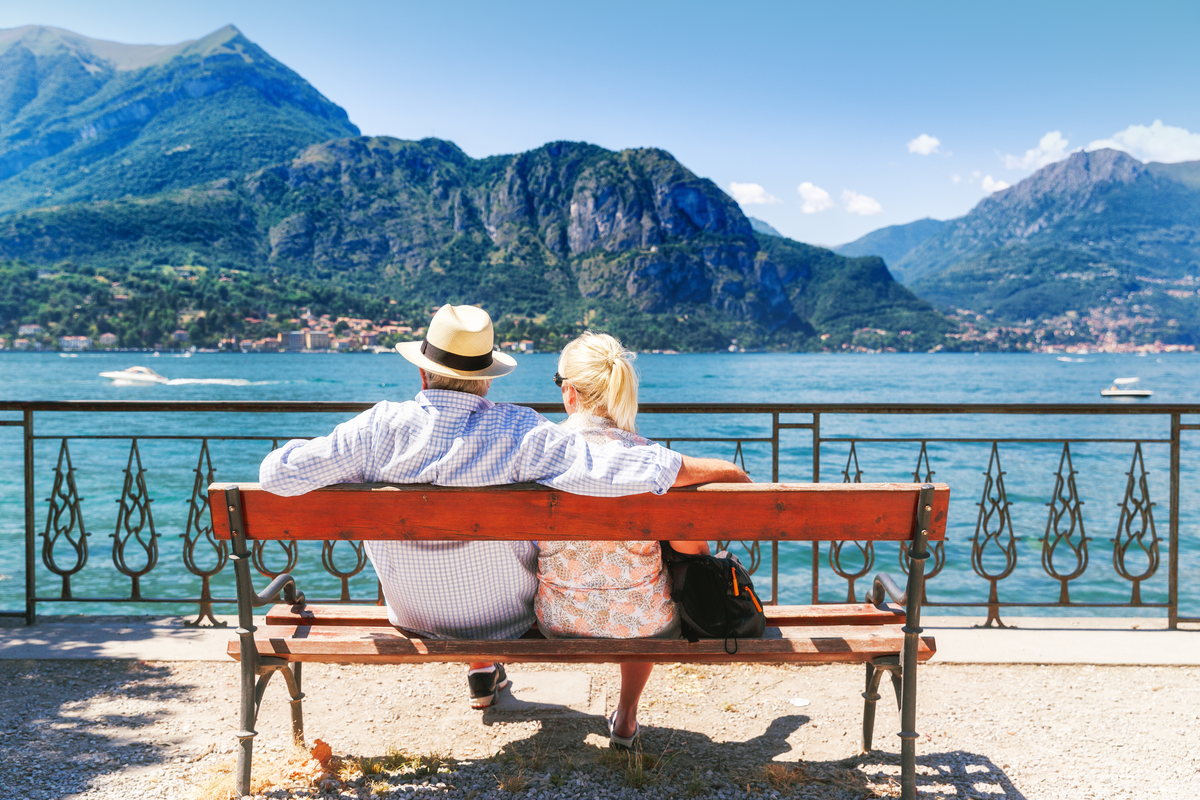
534, 413, 676, 639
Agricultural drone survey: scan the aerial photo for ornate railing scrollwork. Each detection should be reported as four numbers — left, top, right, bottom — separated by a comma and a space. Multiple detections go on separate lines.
181, 440, 228, 626
900, 442, 945, 603
1041, 443, 1090, 603
251, 540, 300, 580
714, 440, 760, 576
1113, 443, 1160, 604
828, 443, 874, 602
42, 439, 89, 599
971, 443, 1018, 627
111, 439, 159, 600
321, 540, 369, 602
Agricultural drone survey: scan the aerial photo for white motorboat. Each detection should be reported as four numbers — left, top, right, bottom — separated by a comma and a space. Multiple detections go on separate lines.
99, 366, 169, 384
1100, 377, 1153, 398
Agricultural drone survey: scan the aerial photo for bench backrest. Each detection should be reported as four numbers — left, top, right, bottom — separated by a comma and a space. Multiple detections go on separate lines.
209, 482, 948, 543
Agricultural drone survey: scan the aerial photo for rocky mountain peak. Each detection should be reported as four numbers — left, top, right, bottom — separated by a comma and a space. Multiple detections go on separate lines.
979, 148, 1145, 215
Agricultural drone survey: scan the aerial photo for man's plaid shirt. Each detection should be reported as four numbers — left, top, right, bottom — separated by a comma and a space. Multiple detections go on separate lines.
259, 390, 682, 639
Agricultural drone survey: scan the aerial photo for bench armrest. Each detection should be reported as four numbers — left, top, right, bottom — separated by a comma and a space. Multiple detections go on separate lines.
865, 572, 906, 607
252, 573, 306, 610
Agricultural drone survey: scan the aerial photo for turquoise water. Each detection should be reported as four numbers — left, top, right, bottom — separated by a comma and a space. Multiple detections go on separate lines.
1, 350, 1197, 619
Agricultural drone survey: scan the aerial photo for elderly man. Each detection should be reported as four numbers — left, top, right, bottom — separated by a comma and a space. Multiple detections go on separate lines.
260, 304, 749, 708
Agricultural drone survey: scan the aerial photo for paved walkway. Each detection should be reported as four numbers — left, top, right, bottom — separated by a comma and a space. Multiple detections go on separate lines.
2, 614, 1197, 664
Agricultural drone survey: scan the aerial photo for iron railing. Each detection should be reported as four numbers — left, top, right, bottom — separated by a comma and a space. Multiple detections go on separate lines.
1, 401, 1197, 628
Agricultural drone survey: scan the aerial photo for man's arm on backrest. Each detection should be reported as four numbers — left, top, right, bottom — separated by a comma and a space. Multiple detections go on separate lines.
672, 455, 752, 487
259, 406, 376, 496
515, 421, 684, 497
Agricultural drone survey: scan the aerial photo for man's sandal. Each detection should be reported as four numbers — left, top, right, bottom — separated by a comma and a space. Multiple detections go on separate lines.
607, 710, 640, 751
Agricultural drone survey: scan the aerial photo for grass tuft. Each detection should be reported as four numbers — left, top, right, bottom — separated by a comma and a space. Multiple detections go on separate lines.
496, 768, 529, 793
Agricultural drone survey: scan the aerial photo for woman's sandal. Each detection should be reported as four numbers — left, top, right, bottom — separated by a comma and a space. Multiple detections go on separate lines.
607, 710, 640, 751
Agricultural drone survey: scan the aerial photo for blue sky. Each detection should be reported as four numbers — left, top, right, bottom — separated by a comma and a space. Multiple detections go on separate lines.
3, 0, 1199, 245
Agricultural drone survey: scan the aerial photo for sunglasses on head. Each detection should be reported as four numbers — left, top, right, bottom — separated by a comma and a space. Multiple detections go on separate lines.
553, 373, 566, 387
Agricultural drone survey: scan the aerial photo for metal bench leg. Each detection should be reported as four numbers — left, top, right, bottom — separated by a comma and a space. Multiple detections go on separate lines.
898, 485, 934, 800
861, 661, 885, 752
281, 661, 306, 746
235, 628, 259, 798
228, 486, 259, 798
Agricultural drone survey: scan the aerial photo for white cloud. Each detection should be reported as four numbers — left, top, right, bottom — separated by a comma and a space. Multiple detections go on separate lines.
841, 190, 883, 215
1086, 120, 1200, 163
982, 175, 1010, 193
907, 134, 941, 155
951, 174, 961, 184
797, 182, 834, 213
728, 182, 780, 206
1004, 131, 1071, 170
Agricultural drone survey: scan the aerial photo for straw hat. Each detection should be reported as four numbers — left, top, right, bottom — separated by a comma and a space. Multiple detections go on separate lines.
395, 304, 516, 380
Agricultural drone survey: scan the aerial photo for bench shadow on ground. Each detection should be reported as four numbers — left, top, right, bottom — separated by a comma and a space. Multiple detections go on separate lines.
478, 700, 1027, 799
0, 658, 199, 800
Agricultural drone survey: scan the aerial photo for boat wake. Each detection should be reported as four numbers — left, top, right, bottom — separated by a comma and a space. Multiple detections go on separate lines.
164, 378, 280, 386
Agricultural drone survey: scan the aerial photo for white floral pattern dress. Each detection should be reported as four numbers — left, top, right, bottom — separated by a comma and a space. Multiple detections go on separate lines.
534, 414, 678, 639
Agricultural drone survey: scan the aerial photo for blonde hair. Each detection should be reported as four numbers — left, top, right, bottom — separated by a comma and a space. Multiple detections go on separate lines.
424, 371, 492, 397
558, 331, 638, 432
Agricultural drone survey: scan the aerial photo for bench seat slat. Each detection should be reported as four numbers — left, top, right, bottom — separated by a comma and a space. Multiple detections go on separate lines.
230, 624, 934, 665
264, 602, 905, 628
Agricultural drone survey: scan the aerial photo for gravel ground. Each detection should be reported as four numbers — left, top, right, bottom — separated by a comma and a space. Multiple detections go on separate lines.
1, 659, 1197, 800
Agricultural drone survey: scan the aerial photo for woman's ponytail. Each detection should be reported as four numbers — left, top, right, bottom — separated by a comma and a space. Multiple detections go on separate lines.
558, 331, 639, 432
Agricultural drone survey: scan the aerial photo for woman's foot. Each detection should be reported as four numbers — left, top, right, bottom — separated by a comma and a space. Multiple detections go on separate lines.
608, 709, 639, 750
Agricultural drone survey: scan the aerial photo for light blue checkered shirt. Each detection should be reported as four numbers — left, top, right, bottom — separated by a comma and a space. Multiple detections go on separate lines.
259, 390, 682, 639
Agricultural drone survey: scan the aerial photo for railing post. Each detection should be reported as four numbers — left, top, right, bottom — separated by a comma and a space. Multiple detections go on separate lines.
811, 412, 821, 603
1169, 413, 1180, 630
771, 412, 780, 604
24, 409, 35, 626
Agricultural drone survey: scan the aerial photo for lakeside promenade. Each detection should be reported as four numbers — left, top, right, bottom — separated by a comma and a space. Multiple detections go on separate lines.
2, 615, 1197, 800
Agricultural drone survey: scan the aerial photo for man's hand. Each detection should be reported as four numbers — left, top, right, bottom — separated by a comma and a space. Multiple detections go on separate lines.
672, 455, 752, 487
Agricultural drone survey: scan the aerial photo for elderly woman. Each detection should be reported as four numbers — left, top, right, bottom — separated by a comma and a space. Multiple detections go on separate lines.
535, 332, 749, 749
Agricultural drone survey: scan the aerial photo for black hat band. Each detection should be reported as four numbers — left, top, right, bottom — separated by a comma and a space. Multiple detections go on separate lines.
420, 339, 495, 371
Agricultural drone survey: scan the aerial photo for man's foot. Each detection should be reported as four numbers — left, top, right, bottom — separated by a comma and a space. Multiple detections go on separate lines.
467, 663, 509, 709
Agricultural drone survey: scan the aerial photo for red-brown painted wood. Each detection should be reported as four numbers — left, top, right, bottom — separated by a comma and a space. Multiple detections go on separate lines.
210, 482, 948, 542
264, 602, 905, 628
228, 623, 934, 665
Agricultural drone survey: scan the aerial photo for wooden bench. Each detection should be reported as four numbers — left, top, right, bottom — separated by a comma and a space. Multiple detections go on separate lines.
210, 481, 949, 800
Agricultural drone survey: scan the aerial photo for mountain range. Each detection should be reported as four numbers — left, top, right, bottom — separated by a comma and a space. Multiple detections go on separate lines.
837, 150, 1200, 345
0, 25, 358, 213
0, 25, 949, 352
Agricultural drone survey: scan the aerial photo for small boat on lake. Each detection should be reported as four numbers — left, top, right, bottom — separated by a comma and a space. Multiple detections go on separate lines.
99, 366, 169, 385
1100, 377, 1153, 398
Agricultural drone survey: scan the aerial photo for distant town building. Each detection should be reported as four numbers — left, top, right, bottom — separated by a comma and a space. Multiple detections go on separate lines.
13, 339, 30, 350
59, 336, 90, 351
18, 324, 42, 336
0, 338, 7, 349
99, 332, 118, 347
360, 331, 379, 347
518, 340, 534, 352
305, 331, 330, 350
280, 331, 306, 351
331, 338, 355, 351
218, 337, 238, 350
500, 341, 518, 352
172, 329, 189, 342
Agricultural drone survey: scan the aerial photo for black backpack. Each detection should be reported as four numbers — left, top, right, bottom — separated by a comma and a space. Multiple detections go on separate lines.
660, 543, 767, 651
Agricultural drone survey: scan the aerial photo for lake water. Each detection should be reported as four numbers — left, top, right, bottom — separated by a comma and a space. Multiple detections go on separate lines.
1, 350, 1198, 620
